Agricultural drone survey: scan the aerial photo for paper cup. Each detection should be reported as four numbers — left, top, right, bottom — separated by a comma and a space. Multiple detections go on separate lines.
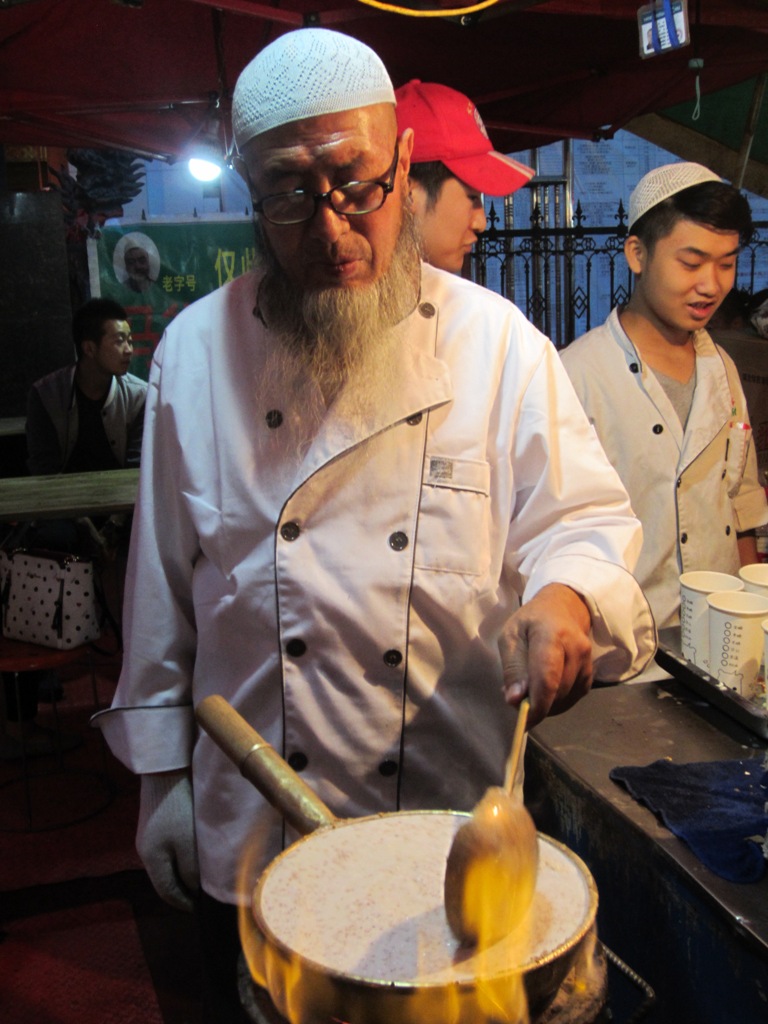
679, 571, 744, 671
707, 591, 768, 699
738, 563, 768, 597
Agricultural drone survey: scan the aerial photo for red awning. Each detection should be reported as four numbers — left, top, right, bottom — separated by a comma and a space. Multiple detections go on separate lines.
2, 0, 767, 161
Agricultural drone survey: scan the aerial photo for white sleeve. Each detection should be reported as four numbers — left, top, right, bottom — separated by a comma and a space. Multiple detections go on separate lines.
506, 339, 656, 681
723, 354, 768, 532
94, 338, 201, 771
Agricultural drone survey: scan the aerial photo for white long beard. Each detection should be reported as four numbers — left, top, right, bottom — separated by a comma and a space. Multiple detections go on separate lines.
254, 207, 421, 408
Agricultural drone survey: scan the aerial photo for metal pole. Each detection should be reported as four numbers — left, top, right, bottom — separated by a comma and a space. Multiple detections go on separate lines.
564, 138, 573, 229
735, 74, 767, 189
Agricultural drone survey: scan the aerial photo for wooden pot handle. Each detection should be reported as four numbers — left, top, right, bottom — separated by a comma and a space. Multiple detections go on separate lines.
196, 694, 337, 836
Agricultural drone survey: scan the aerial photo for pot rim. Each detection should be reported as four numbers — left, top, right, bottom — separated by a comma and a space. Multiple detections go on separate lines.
251, 809, 598, 993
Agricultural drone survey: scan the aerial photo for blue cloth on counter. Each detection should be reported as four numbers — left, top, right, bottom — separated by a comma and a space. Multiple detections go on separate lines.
610, 759, 768, 883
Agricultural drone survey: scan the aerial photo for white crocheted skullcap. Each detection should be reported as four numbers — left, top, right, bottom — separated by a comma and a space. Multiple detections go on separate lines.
232, 28, 396, 151
629, 162, 723, 231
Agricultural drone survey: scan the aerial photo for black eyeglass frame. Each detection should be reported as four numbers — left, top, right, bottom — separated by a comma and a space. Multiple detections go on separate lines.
251, 143, 400, 226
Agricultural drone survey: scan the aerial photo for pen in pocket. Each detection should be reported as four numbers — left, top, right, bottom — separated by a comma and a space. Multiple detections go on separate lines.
724, 421, 751, 483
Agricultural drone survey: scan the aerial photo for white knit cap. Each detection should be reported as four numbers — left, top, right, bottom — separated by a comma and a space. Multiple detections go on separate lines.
628, 162, 723, 231
232, 28, 396, 151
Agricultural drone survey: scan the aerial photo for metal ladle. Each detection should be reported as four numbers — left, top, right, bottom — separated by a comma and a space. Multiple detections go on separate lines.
444, 697, 539, 947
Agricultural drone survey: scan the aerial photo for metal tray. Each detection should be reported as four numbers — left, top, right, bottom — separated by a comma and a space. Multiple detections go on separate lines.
655, 627, 768, 740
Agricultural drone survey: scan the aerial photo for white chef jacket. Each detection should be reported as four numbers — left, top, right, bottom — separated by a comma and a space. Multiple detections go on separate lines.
562, 307, 768, 680
96, 265, 654, 903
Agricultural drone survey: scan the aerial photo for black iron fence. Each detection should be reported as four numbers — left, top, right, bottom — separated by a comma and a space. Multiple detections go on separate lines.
468, 182, 768, 350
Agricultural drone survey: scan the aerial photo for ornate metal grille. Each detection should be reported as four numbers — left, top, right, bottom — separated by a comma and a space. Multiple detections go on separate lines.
469, 179, 768, 350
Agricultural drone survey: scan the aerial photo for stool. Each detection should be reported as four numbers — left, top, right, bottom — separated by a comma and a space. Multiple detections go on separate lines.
0, 636, 114, 832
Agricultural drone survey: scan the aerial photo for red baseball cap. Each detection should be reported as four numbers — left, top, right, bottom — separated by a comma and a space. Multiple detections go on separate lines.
395, 79, 534, 196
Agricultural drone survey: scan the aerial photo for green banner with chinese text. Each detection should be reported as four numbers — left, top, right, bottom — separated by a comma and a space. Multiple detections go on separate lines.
90, 220, 255, 379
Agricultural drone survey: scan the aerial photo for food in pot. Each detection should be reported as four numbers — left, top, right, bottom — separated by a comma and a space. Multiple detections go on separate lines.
255, 811, 590, 984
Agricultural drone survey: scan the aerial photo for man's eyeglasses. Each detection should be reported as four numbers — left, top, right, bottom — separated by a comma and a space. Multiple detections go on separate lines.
252, 144, 399, 226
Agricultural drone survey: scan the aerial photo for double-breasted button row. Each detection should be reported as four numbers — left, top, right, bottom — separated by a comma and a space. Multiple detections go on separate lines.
280, 512, 407, 776
286, 638, 404, 672
279, 523, 409, 552
681, 526, 732, 546
286, 751, 399, 777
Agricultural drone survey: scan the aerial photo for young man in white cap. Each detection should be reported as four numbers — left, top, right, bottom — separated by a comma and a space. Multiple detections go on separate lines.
563, 163, 768, 679
96, 28, 653, 1019
395, 79, 534, 274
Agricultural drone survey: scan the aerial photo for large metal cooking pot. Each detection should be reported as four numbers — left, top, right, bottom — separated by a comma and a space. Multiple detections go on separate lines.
197, 695, 600, 1024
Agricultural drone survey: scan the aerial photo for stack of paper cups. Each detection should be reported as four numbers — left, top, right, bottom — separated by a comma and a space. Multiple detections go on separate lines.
679, 571, 744, 671
738, 563, 768, 597
739, 565, 768, 703
707, 591, 768, 700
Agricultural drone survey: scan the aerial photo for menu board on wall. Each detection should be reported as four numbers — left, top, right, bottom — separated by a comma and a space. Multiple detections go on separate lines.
88, 219, 256, 379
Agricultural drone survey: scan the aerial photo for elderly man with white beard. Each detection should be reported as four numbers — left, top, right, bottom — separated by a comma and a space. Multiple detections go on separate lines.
95, 28, 655, 1021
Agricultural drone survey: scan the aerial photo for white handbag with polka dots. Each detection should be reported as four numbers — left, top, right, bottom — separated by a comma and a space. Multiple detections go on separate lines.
0, 549, 101, 649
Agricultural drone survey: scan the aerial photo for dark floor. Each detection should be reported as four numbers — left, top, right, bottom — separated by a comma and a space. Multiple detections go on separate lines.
3, 868, 206, 1023
0, 643, 206, 1024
